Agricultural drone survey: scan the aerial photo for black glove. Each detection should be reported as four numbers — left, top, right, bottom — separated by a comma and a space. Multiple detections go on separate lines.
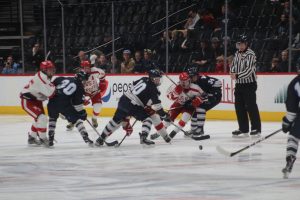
78, 110, 87, 121
183, 99, 194, 110
282, 116, 293, 133
161, 112, 171, 123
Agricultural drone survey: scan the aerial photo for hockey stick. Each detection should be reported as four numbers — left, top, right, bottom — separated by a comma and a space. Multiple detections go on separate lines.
169, 121, 210, 141
45, 51, 51, 61
86, 119, 119, 146
216, 128, 282, 157
115, 119, 138, 148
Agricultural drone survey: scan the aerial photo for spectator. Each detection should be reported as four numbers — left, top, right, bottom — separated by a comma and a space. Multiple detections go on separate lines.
278, 50, 295, 72
121, 50, 135, 73
29, 43, 44, 71
152, 31, 171, 55
214, 4, 236, 33
170, 30, 185, 53
184, 8, 200, 30
96, 54, 111, 73
269, 58, 281, 72
1, 55, 20, 74
72, 50, 88, 72
133, 51, 146, 73
142, 49, 156, 71
214, 55, 229, 73
282, 0, 300, 23
222, 36, 236, 57
211, 37, 223, 60
191, 40, 213, 72
275, 14, 289, 38
109, 55, 121, 73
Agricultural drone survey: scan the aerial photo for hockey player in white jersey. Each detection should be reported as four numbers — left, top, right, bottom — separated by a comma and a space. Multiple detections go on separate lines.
165, 72, 204, 139
67, 60, 108, 130
20, 60, 56, 146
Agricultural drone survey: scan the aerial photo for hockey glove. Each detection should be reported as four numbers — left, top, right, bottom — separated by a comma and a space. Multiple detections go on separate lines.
183, 99, 193, 110
174, 85, 183, 94
282, 116, 293, 133
78, 110, 87, 121
161, 112, 171, 123
192, 96, 202, 107
83, 98, 90, 106
144, 106, 155, 115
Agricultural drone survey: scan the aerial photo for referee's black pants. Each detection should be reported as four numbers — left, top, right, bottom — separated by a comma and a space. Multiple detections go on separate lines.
234, 82, 261, 133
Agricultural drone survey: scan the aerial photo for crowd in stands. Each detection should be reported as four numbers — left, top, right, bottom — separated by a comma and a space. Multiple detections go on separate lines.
1, 0, 300, 74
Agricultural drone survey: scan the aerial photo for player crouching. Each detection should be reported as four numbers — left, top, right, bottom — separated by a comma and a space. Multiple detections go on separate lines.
20, 61, 56, 146
47, 71, 93, 147
94, 69, 171, 147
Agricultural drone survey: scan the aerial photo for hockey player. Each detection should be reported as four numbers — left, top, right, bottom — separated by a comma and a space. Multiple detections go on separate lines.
94, 69, 171, 146
66, 60, 108, 130
20, 60, 56, 146
186, 66, 222, 136
151, 72, 204, 140
47, 71, 93, 146
281, 74, 300, 178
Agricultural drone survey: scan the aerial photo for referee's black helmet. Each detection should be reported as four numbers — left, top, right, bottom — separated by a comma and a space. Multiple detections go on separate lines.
237, 35, 248, 43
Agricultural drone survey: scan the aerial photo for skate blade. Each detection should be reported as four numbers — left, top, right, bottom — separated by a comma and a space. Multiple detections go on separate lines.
283, 172, 289, 179
141, 143, 155, 148
232, 133, 249, 138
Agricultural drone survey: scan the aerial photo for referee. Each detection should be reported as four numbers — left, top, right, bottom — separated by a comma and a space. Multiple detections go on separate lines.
230, 35, 261, 137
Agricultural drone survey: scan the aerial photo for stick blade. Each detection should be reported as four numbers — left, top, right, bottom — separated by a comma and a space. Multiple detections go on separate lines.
191, 134, 210, 141
216, 145, 233, 157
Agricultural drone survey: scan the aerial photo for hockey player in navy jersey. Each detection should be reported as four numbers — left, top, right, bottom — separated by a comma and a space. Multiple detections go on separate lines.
95, 69, 171, 146
281, 74, 300, 178
47, 71, 93, 146
186, 66, 222, 136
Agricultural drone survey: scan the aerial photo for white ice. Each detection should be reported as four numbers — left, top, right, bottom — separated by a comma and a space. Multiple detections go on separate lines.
0, 115, 299, 200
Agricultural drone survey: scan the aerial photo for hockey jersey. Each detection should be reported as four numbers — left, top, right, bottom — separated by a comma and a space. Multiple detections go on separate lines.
285, 75, 300, 122
84, 67, 107, 97
50, 76, 85, 112
125, 77, 162, 111
195, 75, 222, 94
167, 83, 204, 105
20, 71, 55, 101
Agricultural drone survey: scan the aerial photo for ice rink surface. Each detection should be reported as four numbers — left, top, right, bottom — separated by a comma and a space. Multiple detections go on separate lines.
0, 115, 299, 200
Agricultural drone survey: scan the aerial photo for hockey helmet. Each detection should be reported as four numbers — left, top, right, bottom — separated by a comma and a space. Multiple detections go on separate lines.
186, 67, 198, 77
236, 34, 248, 43
40, 60, 55, 71
80, 60, 91, 68
75, 71, 89, 82
148, 69, 162, 86
40, 60, 55, 78
179, 72, 191, 89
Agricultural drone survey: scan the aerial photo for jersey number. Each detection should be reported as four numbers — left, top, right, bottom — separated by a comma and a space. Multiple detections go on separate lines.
132, 80, 146, 95
57, 80, 77, 95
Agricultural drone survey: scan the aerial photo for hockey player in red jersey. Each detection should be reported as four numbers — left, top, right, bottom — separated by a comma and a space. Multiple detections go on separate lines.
67, 60, 108, 130
166, 72, 204, 139
20, 60, 56, 146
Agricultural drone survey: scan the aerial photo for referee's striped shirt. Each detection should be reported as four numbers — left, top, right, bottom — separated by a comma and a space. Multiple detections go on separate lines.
230, 48, 257, 84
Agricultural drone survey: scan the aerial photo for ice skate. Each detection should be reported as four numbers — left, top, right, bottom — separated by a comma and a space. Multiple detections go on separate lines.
39, 137, 50, 147
92, 118, 98, 128
27, 133, 41, 146
232, 130, 249, 138
66, 122, 74, 131
282, 155, 296, 179
163, 134, 171, 143
81, 133, 93, 147
169, 130, 177, 139
250, 130, 261, 138
95, 136, 104, 147
139, 132, 155, 146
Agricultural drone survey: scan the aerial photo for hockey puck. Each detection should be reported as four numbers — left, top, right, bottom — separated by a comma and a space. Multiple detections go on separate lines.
199, 145, 203, 150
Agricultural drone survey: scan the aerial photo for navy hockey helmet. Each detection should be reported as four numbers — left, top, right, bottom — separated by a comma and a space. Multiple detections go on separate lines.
75, 71, 89, 82
148, 69, 162, 86
186, 66, 198, 77
236, 34, 248, 43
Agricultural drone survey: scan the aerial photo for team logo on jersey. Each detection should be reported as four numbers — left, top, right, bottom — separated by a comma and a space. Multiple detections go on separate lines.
274, 85, 288, 103
102, 88, 111, 102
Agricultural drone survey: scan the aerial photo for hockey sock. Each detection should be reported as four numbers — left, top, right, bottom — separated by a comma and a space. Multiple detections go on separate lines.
30, 124, 38, 138
75, 119, 89, 137
142, 117, 152, 136
192, 108, 206, 132
287, 135, 299, 158
103, 119, 121, 137
48, 118, 57, 136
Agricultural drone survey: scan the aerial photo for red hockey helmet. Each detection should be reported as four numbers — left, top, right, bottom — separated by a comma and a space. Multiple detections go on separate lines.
179, 72, 190, 89
40, 60, 55, 71
80, 60, 91, 68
